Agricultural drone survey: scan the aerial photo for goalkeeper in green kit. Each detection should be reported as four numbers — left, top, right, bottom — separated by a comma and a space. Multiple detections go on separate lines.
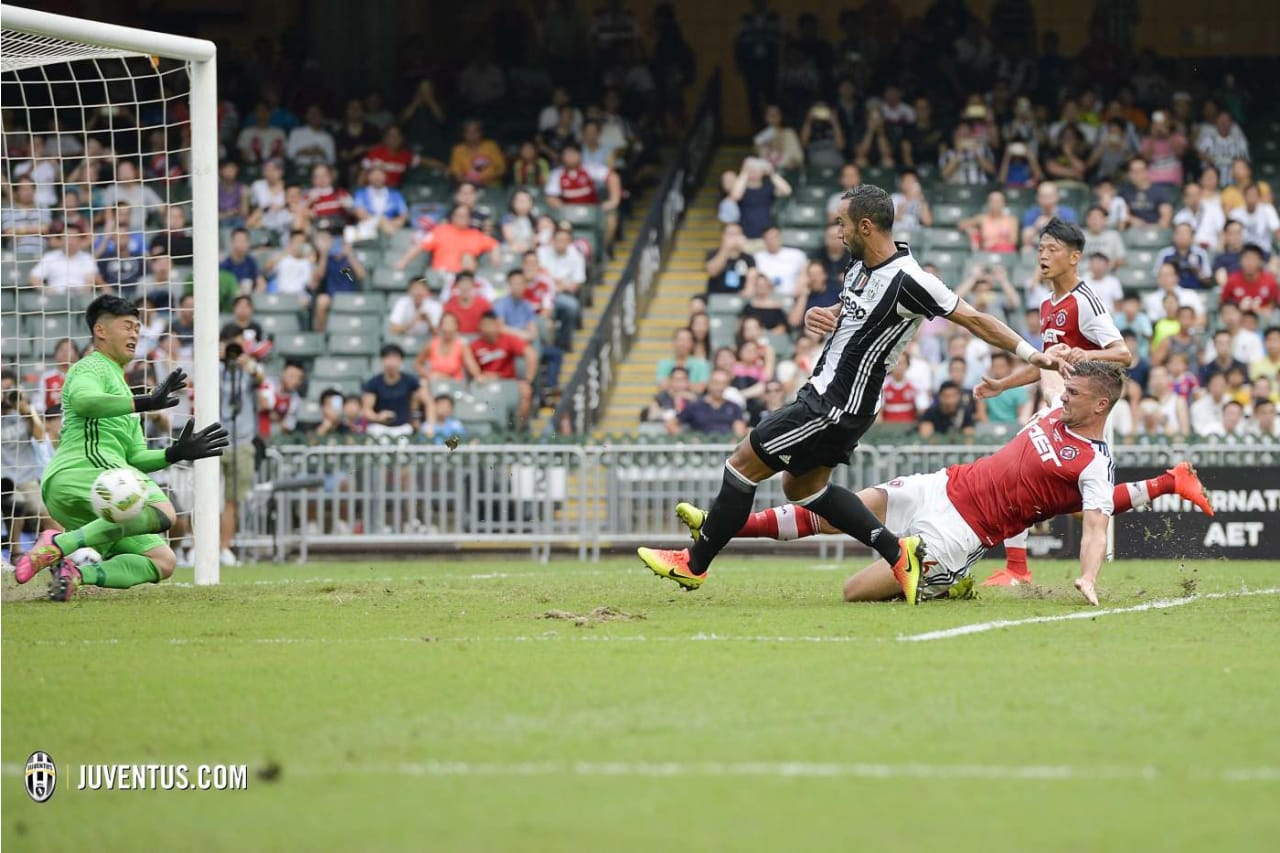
14, 295, 229, 601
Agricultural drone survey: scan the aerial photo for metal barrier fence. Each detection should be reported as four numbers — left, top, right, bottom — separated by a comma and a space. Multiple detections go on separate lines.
232, 440, 1279, 562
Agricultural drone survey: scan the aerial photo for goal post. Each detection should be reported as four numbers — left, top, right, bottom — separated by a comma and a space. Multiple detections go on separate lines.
1, 5, 221, 584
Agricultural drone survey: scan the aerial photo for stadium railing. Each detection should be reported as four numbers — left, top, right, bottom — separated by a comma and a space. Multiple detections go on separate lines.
232, 439, 1277, 562
548, 69, 723, 437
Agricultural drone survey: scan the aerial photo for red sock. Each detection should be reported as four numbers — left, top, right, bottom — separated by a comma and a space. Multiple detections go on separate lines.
1005, 546, 1029, 576
1112, 483, 1133, 513
738, 505, 821, 540
1146, 472, 1176, 499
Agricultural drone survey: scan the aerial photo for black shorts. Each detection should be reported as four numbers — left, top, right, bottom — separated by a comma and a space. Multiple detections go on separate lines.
749, 387, 876, 475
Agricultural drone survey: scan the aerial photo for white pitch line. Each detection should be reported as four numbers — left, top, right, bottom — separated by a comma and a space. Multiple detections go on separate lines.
6, 761, 1272, 783
898, 587, 1280, 643
22, 634, 870, 647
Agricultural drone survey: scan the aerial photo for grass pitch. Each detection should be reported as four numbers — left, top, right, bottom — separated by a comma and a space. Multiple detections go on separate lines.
4, 555, 1280, 852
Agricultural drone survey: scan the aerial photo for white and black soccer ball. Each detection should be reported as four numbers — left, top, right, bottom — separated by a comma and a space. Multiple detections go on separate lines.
90, 468, 148, 523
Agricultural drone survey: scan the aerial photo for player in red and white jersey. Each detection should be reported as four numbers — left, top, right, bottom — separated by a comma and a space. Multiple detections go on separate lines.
973, 218, 1132, 586
675, 362, 1214, 606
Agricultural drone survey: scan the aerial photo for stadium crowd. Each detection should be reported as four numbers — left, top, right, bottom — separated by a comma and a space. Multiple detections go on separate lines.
3, 2, 696, 454
644, 0, 1279, 443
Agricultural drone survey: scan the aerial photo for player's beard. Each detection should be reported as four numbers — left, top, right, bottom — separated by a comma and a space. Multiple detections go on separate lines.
845, 233, 864, 261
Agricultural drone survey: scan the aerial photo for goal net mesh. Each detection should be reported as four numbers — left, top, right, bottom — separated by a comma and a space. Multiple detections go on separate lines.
2, 29, 199, 566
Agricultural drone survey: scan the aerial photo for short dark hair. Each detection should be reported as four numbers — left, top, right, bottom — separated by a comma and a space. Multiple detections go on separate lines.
319, 388, 343, 407
1242, 243, 1266, 258
453, 271, 475, 284
668, 366, 690, 379
937, 380, 961, 394
85, 294, 139, 335
840, 184, 894, 232
1040, 217, 1085, 252
1264, 326, 1280, 339
219, 323, 244, 342
380, 343, 405, 358
231, 227, 249, 239
479, 310, 498, 322
507, 269, 525, 281
232, 294, 253, 308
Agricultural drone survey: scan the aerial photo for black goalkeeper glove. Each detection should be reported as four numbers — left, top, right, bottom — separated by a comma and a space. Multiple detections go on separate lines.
165, 420, 231, 463
134, 368, 187, 413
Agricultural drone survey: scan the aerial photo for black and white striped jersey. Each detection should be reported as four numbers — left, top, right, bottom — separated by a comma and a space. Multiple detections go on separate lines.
807, 242, 959, 416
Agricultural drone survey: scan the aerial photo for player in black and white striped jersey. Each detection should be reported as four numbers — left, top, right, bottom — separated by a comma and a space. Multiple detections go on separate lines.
638, 184, 1071, 602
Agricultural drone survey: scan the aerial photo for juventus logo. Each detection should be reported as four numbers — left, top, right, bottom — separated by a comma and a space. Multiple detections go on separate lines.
25, 751, 56, 803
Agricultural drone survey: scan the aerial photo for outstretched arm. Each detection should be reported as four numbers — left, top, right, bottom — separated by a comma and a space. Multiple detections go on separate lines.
1074, 508, 1109, 606
65, 367, 188, 419
946, 298, 1068, 375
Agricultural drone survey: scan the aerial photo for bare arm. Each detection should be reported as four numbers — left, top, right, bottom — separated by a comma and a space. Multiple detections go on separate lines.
947, 298, 1064, 373
1074, 508, 1109, 606
729, 168, 749, 202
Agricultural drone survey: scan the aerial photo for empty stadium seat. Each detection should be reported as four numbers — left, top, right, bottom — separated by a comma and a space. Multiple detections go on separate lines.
372, 267, 412, 293
326, 313, 383, 337
255, 292, 308, 314
778, 203, 824, 228
1125, 226, 1172, 249
930, 204, 972, 227
331, 291, 387, 315
780, 228, 823, 253
328, 334, 381, 356
1117, 267, 1155, 289
707, 294, 745, 316
313, 356, 373, 380
258, 313, 302, 336
919, 228, 970, 250
275, 332, 326, 359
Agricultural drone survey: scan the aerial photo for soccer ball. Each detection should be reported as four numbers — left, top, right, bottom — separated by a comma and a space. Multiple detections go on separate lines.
91, 468, 149, 522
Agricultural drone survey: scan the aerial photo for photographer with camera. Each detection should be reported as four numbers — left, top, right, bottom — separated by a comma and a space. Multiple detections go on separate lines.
218, 325, 266, 567
2, 371, 55, 565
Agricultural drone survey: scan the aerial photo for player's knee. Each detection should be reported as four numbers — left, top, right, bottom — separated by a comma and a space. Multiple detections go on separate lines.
150, 548, 177, 580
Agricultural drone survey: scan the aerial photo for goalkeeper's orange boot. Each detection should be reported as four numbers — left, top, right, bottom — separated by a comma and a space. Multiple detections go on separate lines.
15, 530, 63, 584
48, 560, 81, 602
637, 547, 706, 590
1171, 462, 1214, 516
890, 536, 927, 605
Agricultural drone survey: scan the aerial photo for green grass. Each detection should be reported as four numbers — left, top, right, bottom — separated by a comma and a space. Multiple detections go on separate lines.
4, 555, 1280, 852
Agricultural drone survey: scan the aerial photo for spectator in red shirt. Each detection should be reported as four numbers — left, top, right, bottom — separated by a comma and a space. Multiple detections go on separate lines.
471, 311, 537, 425
544, 143, 622, 250
879, 357, 919, 423
442, 272, 493, 334
519, 249, 555, 312
362, 125, 419, 188
395, 204, 499, 274
1223, 244, 1278, 313
306, 163, 352, 233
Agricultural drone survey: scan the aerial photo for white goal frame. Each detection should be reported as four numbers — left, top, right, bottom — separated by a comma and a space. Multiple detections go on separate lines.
2, 5, 221, 584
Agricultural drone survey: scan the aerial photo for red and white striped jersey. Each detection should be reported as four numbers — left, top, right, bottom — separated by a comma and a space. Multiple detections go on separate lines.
946, 407, 1115, 547
1040, 282, 1123, 350
880, 379, 919, 422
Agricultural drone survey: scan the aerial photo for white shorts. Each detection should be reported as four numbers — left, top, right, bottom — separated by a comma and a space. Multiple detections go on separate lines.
878, 470, 986, 600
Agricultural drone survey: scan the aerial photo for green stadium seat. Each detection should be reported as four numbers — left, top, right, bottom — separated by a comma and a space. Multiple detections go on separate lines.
708, 315, 736, 352
780, 228, 823, 253
861, 166, 895, 189
19, 289, 81, 314
328, 333, 381, 356
26, 313, 77, 343
249, 228, 279, 248
766, 331, 794, 360
779, 203, 824, 228
428, 377, 466, 399
350, 246, 383, 271
326, 313, 383, 336
794, 185, 830, 204
372, 267, 412, 293
1124, 226, 1172, 249
313, 356, 373, 381
1002, 187, 1033, 208
803, 165, 840, 186
3, 314, 21, 341
308, 377, 363, 400
295, 399, 324, 427
930, 204, 971, 228
275, 332, 326, 359
933, 185, 990, 204
331, 291, 386, 315
255, 292, 307, 314
556, 203, 603, 231
707, 294, 745, 317
386, 229, 418, 256
388, 334, 429, 359
258, 313, 302, 336
1127, 249, 1159, 271
454, 397, 505, 432
1117, 267, 1155, 290
920, 228, 970, 250
919, 248, 969, 269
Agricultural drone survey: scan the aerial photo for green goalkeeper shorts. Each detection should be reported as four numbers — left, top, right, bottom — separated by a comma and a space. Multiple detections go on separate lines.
41, 467, 168, 559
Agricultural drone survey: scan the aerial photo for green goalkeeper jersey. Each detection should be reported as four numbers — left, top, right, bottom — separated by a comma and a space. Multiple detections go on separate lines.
42, 351, 168, 482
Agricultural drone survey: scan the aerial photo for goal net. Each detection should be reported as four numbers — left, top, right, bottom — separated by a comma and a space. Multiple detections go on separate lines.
1, 6, 221, 583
